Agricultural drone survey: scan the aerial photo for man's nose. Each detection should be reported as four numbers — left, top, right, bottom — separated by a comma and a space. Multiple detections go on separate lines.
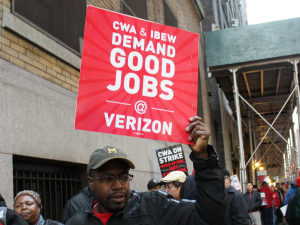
112, 177, 123, 189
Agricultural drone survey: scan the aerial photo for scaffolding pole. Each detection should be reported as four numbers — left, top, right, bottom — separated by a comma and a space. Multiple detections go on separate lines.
248, 109, 255, 184
231, 68, 247, 193
292, 60, 300, 173
251, 115, 259, 161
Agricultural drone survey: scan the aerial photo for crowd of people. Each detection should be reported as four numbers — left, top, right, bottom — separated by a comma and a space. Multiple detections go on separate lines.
0, 116, 300, 225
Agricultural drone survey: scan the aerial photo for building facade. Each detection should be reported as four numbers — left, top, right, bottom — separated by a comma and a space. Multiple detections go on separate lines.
200, 0, 248, 175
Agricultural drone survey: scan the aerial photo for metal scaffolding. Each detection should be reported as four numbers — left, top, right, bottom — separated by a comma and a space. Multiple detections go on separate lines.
205, 17, 300, 191
214, 60, 300, 191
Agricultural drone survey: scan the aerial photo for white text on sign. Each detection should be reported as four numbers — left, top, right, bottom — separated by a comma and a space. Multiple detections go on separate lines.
104, 112, 172, 135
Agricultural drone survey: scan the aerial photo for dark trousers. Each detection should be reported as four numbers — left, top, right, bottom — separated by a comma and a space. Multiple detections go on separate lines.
276, 206, 283, 223
262, 207, 273, 225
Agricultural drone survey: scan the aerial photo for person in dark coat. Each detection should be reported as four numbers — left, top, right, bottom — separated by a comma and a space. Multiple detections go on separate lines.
221, 169, 249, 225
179, 175, 197, 200
275, 183, 284, 224
60, 186, 95, 223
65, 116, 227, 225
286, 192, 296, 225
60, 186, 140, 223
0, 193, 28, 225
286, 176, 300, 225
243, 182, 262, 225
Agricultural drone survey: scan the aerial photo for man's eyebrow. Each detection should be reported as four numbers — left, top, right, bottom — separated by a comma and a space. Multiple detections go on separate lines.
98, 171, 129, 176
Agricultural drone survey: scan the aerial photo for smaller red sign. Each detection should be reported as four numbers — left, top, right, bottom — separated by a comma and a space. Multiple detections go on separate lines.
257, 175, 267, 182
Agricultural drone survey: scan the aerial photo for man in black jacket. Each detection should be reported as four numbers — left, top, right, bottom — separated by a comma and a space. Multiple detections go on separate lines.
65, 116, 226, 225
0, 193, 28, 225
243, 182, 262, 225
222, 169, 249, 225
60, 186, 95, 223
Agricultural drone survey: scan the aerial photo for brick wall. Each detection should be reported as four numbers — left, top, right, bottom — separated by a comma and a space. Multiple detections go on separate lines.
88, 0, 121, 12
0, 1, 80, 93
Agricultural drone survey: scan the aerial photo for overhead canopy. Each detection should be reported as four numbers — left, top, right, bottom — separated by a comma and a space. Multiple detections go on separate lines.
204, 18, 300, 177
205, 17, 300, 69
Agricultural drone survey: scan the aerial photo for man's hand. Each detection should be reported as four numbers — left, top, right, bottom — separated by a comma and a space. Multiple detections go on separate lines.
185, 116, 210, 159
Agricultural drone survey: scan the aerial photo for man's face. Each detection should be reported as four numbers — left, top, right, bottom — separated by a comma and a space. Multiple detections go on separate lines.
88, 159, 130, 214
149, 184, 161, 191
164, 182, 181, 200
247, 183, 253, 192
224, 177, 231, 189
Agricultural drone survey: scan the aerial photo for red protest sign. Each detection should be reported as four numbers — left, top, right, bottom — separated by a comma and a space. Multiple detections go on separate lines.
75, 6, 199, 144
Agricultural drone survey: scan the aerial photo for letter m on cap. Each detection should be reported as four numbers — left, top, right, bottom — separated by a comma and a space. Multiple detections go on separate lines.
107, 148, 117, 153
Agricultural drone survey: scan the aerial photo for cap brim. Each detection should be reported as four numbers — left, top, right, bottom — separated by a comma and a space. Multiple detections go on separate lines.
91, 157, 135, 170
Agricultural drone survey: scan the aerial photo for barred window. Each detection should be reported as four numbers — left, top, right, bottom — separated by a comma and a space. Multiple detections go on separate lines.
121, 0, 148, 20
12, 0, 86, 56
163, 0, 178, 28
13, 155, 86, 221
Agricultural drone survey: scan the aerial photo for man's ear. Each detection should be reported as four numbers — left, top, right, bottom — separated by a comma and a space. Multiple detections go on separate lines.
88, 177, 94, 191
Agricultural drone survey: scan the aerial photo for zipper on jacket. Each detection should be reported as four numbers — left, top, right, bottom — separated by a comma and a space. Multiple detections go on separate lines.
93, 213, 105, 225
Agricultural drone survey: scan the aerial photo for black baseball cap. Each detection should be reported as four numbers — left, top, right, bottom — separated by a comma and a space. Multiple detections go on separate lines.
87, 146, 135, 175
147, 179, 161, 190
221, 168, 230, 178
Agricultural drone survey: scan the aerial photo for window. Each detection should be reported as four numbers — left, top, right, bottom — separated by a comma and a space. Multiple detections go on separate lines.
12, 0, 86, 56
121, 0, 148, 20
13, 155, 86, 221
163, 0, 178, 28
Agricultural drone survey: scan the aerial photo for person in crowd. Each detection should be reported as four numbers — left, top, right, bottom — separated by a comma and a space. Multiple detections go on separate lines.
286, 174, 300, 225
275, 183, 283, 224
260, 181, 273, 225
65, 116, 227, 225
60, 186, 95, 223
0, 193, 28, 225
275, 183, 283, 203
282, 184, 288, 200
14, 190, 62, 225
147, 179, 161, 191
61, 187, 140, 224
160, 171, 186, 200
243, 182, 262, 225
286, 187, 300, 225
253, 184, 259, 192
222, 169, 249, 225
284, 179, 300, 206
179, 175, 197, 200
270, 186, 280, 225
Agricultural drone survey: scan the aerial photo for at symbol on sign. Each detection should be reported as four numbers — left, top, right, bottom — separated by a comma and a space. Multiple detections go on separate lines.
135, 100, 147, 114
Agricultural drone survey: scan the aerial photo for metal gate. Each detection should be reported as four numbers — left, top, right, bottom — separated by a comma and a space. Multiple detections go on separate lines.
13, 159, 83, 221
